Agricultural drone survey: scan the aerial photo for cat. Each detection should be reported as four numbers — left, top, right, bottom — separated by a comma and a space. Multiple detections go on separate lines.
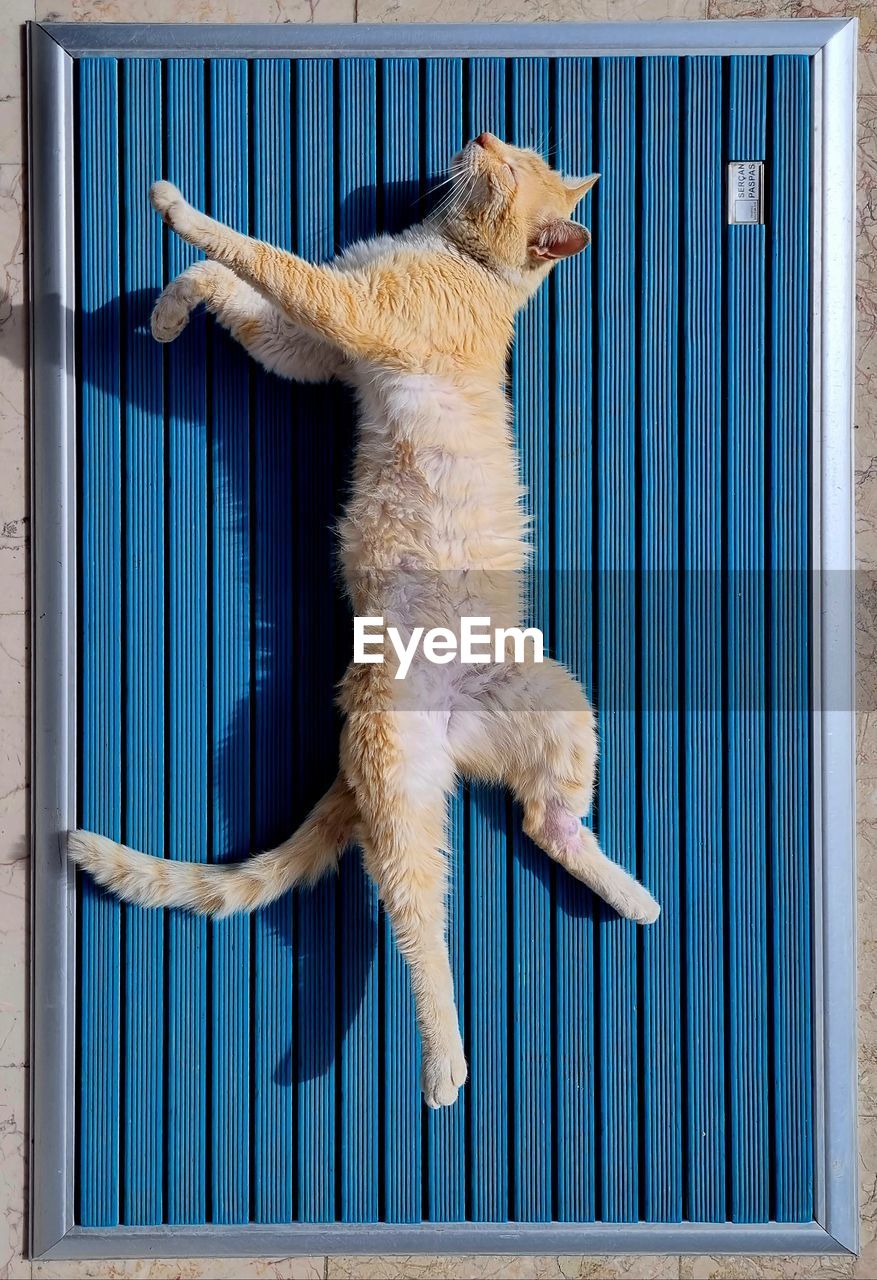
68, 132, 660, 1110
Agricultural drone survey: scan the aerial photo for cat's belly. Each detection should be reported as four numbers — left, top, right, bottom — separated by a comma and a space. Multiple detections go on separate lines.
342, 391, 530, 559
347, 566, 523, 632
339, 372, 535, 637
340, 512, 529, 629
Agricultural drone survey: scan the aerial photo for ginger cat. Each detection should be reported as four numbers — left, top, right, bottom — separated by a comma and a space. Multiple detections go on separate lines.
69, 132, 659, 1110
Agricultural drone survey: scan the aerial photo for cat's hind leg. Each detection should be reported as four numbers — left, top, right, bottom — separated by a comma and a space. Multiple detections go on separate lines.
340, 695, 466, 1108
454, 659, 660, 925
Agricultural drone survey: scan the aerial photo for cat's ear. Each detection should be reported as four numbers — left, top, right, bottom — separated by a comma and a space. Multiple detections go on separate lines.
563, 173, 600, 204
530, 220, 591, 262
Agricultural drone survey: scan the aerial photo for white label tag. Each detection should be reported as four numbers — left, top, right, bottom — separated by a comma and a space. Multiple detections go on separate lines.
728, 161, 764, 225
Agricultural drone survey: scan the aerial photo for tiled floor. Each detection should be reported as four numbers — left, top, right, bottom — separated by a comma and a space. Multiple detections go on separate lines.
3, 3, 874, 1276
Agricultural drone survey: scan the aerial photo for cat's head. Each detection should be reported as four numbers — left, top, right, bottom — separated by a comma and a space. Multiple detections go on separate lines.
438, 133, 598, 278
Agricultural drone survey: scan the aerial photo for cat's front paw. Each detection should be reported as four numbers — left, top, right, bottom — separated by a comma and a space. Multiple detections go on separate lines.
150, 180, 187, 228
421, 1033, 468, 1109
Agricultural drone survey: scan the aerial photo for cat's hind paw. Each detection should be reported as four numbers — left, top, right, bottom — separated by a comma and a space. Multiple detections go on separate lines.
616, 877, 661, 926
421, 1036, 468, 1109
567, 826, 661, 926
150, 288, 191, 343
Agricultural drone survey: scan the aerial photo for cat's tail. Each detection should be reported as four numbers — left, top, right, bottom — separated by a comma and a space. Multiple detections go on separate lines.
67, 775, 358, 917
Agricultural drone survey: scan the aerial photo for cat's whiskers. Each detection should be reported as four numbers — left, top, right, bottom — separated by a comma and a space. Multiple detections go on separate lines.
429, 171, 476, 225
434, 162, 474, 204
419, 180, 460, 220
428, 170, 463, 193
428, 176, 468, 220
430, 187, 461, 221
424, 168, 465, 202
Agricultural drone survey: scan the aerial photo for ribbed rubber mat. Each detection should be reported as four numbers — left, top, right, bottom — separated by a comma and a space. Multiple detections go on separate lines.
76, 53, 812, 1228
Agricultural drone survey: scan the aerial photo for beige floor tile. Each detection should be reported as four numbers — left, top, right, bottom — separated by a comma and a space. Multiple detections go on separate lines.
328, 1258, 679, 1279
32, 1258, 324, 1278
0, 166, 27, 858
0, 859, 28, 1280
854, 1111, 877, 1271
0, 176, 26, 1280
0, 608, 27, 865
680, 1259, 853, 1279
854, 133, 877, 574
603, 0, 705, 16
859, 711, 877, 970
0, 0, 31, 170
0, 859, 26, 1071
861, 1041, 877, 1117
356, 1, 611, 24
851, 15, 877, 1198
0, 163, 26, 472
860, 941, 877, 1063
554, 1260, 680, 1279
36, 0, 353, 20
706, 0, 793, 16
858, 583, 877, 712
0, 1067, 30, 1280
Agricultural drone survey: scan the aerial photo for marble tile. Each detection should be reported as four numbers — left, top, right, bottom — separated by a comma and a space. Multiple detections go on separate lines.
707, 0, 793, 16
357, 0, 610, 21
861, 1043, 877, 1119
548, 1261, 679, 1279
35, 0, 353, 21
0, 169, 27, 1280
0, 165, 27, 869
0, 0, 30, 170
857, 22, 877, 625
848, 0, 877, 1188
861, 941, 877, 1077
609, 0, 705, 15
858, 584, 877, 719
853, 67, 877, 587
680, 1258, 853, 1279
860, 718, 877, 1111
0, 165, 25, 521
836, 11, 877, 1238
0, 860, 26, 1074
32, 1259, 323, 1278
0, 1068, 30, 1280
0, 873, 26, 1280
0, 607, 27, 866
853, 1108, 877, 1276
860, 712, 877, 946
328, 1258, 679, 1279
359, 0, 706, 18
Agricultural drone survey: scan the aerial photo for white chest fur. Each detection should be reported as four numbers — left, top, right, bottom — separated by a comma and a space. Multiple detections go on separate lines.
340, 371, 531, 582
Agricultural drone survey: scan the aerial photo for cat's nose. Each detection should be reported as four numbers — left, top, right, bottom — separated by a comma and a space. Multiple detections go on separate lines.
474, 132, 499, 152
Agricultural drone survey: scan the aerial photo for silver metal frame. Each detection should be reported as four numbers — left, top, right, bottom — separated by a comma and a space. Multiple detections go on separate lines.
28, 18, 859, 1261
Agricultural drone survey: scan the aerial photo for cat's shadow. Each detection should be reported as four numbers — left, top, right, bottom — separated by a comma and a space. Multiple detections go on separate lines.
44, 177, 598, 1091
93, 274, 365, 1087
